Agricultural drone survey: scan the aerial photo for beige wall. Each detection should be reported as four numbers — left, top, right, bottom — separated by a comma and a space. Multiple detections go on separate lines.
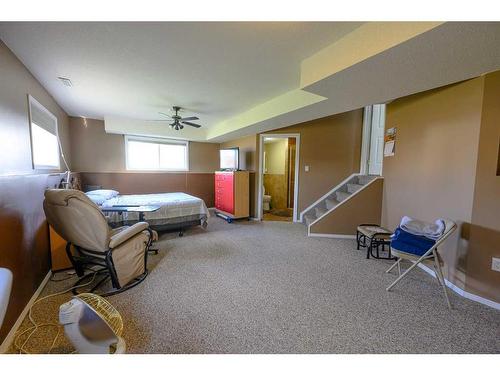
220, 134, 258, 171
69, 118, 125, 172
264, 109, 363, 214
221, 110, 362, 218
0, 40, 71, 343
0, 40, 71, 174
467, 71, 500, 302
381, 77, 485, 292
310, 179, 383, 235
264, 139, 287, 174
189, 141, 221, 173
220, 135, 258, 216
69, 117, 219, 173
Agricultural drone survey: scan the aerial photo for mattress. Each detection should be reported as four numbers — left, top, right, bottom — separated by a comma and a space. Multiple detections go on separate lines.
101, 192, 209, 227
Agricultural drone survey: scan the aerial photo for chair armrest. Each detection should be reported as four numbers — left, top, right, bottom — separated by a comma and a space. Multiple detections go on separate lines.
109, 222, 149, 249
0, 268, 13, 328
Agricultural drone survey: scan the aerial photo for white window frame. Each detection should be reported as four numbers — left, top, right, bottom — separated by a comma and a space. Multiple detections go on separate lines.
28, 95, 60, 170
124, 135, 189, 172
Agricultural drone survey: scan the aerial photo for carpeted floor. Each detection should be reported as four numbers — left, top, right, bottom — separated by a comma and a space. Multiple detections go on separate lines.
9, 214, 500, 354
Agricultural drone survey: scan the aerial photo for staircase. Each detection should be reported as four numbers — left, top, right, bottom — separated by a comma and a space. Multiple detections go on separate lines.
301, 174, 378, 227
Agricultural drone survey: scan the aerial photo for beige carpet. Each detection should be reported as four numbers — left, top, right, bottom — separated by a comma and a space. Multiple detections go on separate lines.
8, 215, 500, 353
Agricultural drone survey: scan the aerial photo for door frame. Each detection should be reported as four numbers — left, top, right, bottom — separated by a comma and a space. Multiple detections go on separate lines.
258, 133, 301, 222
360, 104, 385, 176
360, 106, 373, 175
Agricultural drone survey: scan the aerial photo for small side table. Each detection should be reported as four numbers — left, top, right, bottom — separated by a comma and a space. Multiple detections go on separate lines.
101, 205, 161, 222
356, 224, 395, 260
101, 205, 161, 254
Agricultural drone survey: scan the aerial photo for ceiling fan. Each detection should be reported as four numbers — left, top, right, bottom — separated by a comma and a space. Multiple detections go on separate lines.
152, 106, 202, 130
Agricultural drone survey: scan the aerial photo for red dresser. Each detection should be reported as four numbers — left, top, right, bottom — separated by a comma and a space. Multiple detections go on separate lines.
215, 171, 249, 220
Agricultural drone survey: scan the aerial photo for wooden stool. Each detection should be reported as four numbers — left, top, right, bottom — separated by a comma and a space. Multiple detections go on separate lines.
356, 224, 394, 260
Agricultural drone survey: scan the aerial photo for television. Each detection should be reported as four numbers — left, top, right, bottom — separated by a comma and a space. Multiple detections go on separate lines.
220, 147, 239, 170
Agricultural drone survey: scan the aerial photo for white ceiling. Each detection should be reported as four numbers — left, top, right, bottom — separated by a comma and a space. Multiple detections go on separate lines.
209, 22, 500, 142
2, 22, 499, 143
0, 22, 362, 127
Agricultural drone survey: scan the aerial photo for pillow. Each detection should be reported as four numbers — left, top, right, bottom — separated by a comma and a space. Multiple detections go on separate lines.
85, 194, 107, 206
86, 189, 119, 200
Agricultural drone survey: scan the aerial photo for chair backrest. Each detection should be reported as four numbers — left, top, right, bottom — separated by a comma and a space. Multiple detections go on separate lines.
43, 189, 110, 252
438, 219, 457, 243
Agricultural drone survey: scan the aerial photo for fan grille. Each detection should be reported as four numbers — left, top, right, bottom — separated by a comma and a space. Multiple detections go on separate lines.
76, 293, 124, 336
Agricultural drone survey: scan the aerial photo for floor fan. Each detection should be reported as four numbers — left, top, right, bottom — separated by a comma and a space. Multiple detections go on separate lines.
59, 293, 126, 354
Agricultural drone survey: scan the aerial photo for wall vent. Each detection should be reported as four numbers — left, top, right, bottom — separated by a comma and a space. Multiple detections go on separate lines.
57, 77, 73, 87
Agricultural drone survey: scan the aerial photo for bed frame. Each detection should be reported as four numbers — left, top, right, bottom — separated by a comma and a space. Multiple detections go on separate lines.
108, 214, 208, 237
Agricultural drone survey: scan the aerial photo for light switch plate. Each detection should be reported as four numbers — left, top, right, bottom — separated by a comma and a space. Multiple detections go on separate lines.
305, 165, 310, 172
492, 257, 500, 272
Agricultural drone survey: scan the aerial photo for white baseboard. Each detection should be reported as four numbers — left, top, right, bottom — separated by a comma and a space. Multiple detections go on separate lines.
304, 236, 499, 310
308, 233, 356, 240
417, 263, 500, 310
0, 271, 52, 353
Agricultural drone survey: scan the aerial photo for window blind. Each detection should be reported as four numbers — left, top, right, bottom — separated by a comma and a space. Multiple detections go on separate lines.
29, 97, 58, 135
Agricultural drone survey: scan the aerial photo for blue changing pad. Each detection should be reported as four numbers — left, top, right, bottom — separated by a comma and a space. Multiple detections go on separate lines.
391, 227, 436, 256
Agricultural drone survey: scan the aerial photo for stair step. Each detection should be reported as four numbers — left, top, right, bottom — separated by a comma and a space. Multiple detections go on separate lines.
347, 183, 363, 194
315, 206, 328, 218
305, 213, 318, 225
325, 198, 339, 210
357, 175, 374, 185
336, 191, 351, 202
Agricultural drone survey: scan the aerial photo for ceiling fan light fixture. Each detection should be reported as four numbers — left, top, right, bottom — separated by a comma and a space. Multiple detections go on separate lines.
157, 106, 202, 131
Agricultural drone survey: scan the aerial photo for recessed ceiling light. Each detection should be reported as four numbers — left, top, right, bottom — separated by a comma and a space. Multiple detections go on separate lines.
57, 77, 73, 87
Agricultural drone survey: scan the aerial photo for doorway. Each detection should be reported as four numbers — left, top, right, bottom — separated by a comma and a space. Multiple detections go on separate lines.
360, 104, 386, 176
258, 134, 300, 222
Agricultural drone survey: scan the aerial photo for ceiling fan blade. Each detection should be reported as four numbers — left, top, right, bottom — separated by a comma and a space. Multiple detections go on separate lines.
149, 119, 170, 122
181, 121, 201, 128
158, 112, 172, 118
180, 116, 199, 121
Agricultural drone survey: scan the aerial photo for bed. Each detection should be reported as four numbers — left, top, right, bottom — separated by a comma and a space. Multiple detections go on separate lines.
86, 190, 210, 235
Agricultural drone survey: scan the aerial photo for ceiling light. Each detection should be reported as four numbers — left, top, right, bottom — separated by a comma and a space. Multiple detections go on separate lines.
57, 77, 73, 87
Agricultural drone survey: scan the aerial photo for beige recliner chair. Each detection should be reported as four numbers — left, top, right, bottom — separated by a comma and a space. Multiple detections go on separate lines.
43, 189, 155, 296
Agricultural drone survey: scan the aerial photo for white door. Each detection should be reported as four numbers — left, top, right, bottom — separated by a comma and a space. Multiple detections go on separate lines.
368, 104, 385, 175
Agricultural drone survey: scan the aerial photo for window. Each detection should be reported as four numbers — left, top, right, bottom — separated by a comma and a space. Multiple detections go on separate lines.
28, 95, 60, 169
125, 136, 189, 171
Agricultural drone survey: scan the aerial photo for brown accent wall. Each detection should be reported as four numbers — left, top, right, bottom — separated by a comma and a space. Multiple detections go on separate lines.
263, 139, 288, 210
0, 41, 71, 343
79, 172, 215, 208
0, 174, 66, 343
263, 174, 287, 209
467, 71, 500, 302
381, 77, 484, 293
310, 179, 383, 235
263, 109, 363, 214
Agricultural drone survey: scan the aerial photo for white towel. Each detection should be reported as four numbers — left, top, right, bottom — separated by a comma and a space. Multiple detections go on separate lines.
400, 216, 445, 240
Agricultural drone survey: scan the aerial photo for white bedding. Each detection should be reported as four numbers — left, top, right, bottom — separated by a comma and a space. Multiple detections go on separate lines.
101, 192, 209, 226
